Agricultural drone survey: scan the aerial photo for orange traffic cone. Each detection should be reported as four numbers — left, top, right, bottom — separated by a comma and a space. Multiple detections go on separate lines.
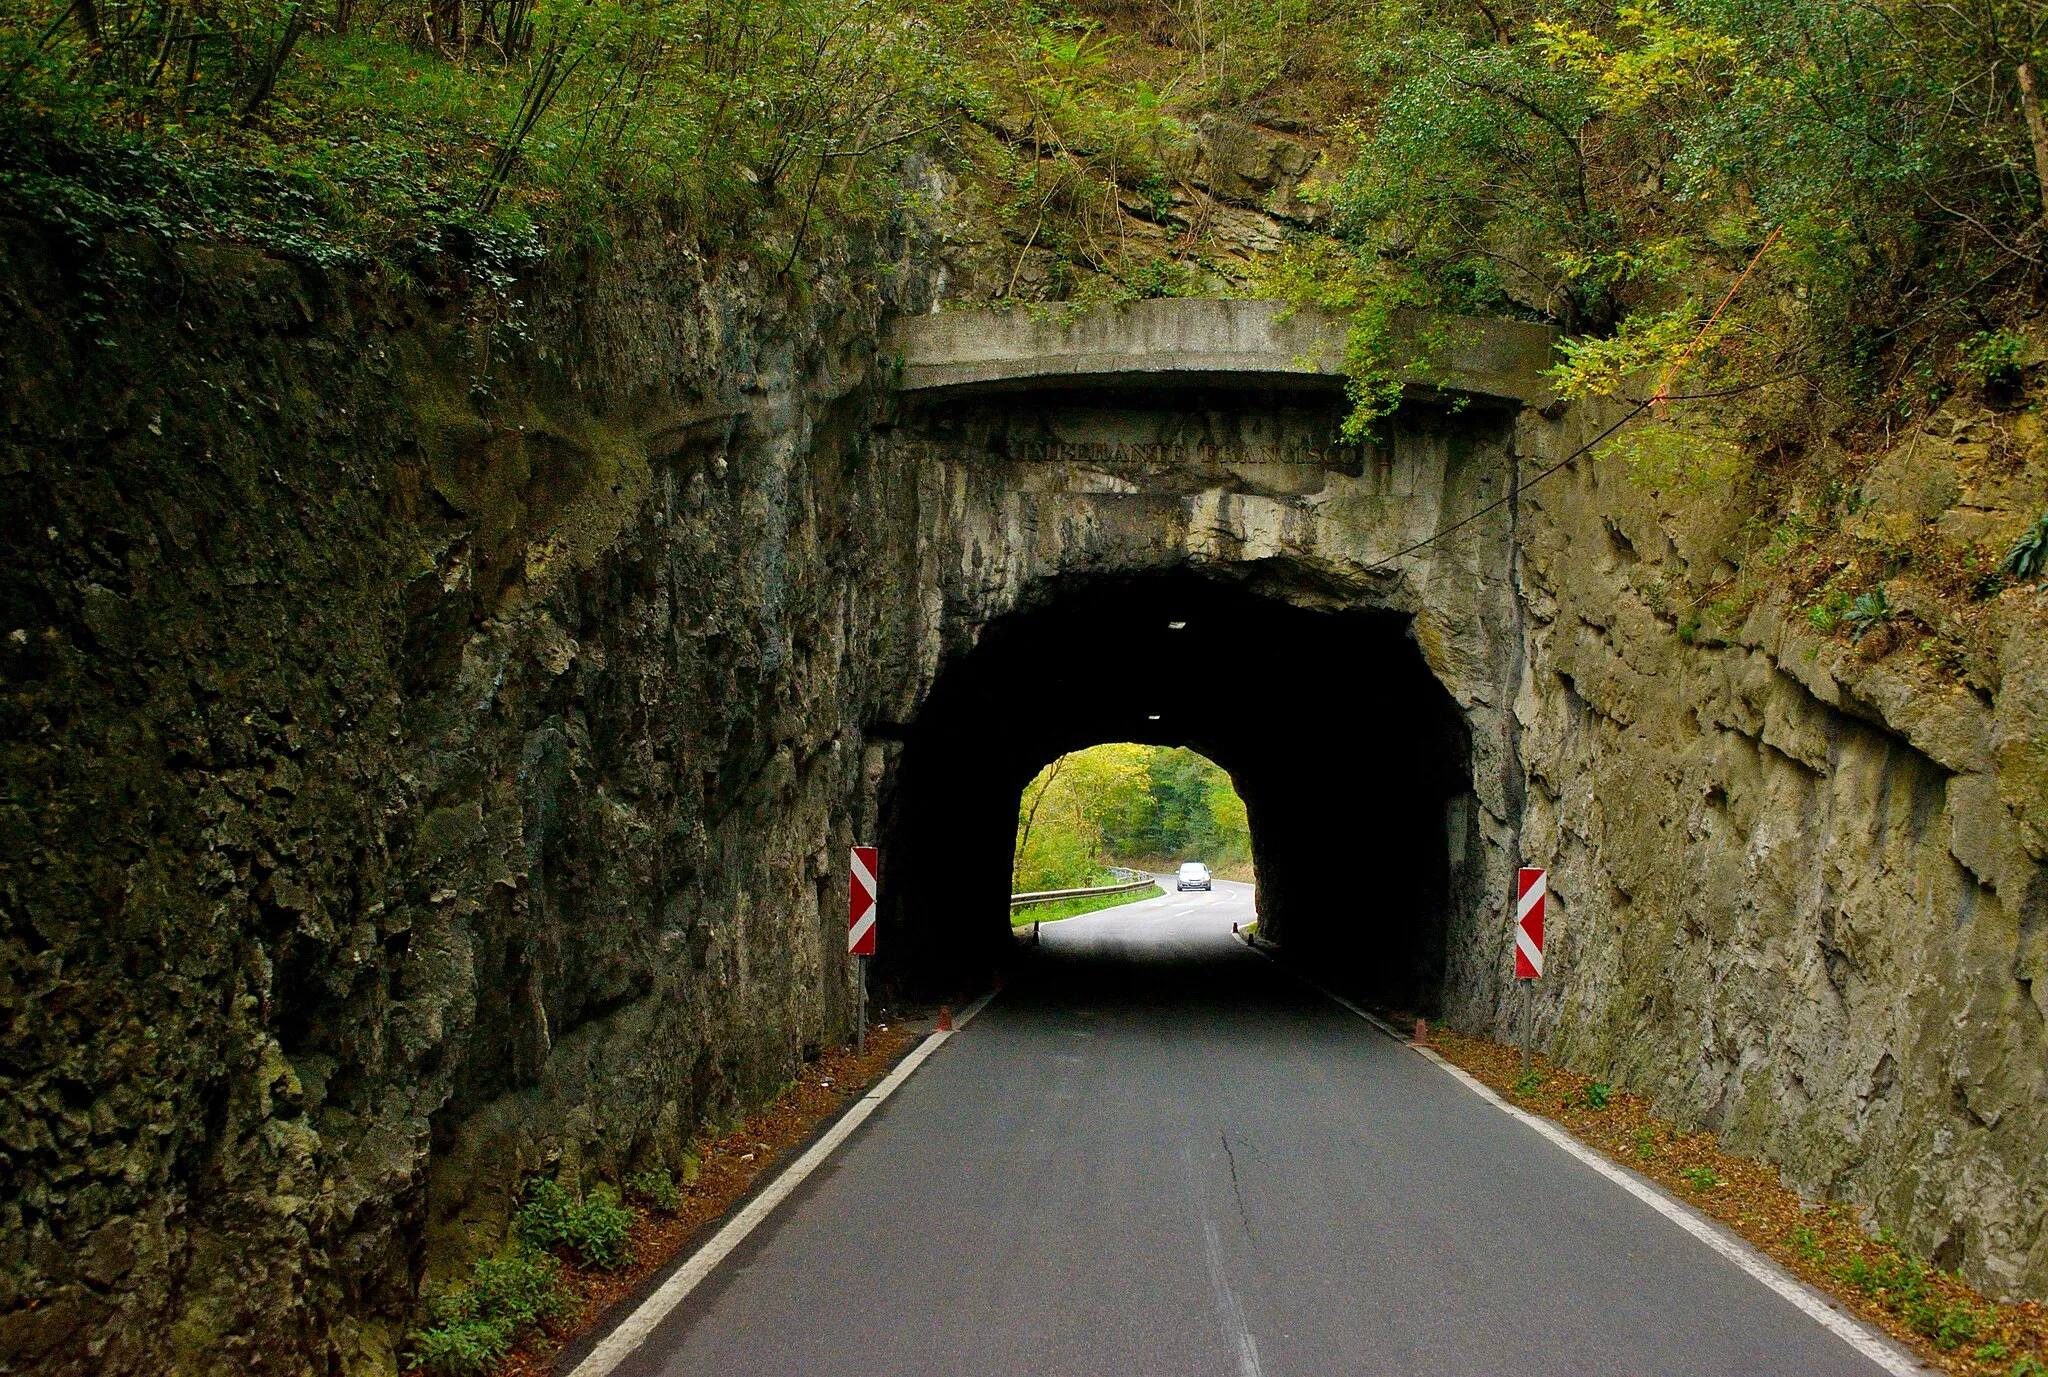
1413, 1018, 1429, 1047
937, 1005, 953, 1032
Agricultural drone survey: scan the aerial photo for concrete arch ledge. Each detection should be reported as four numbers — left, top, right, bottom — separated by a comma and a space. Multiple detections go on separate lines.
884, 298, 1559, 405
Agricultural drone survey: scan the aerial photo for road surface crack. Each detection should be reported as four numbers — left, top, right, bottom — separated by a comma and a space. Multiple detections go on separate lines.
1221, 1129, 1256, 1243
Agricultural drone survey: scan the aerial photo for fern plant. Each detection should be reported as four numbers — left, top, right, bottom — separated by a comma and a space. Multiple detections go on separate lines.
1842, 589, 1890, 642
2002, 511, 2048, 584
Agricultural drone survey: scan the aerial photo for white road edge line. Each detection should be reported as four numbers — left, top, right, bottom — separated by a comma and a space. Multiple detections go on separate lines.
1285, 965, 1930, 1377
563, 988, 999, 1377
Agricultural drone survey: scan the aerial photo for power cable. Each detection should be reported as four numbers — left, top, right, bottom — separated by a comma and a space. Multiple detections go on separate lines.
1360, 246, 2031, 573
1362, 398, 1651, 572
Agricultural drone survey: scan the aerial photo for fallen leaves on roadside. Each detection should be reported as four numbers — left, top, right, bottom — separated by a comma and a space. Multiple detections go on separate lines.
493, 1019, 922, 1377
1414, 1020, 2048, 1377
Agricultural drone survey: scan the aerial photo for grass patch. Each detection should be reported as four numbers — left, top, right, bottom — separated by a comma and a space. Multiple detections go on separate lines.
1011, 882, 1161, 926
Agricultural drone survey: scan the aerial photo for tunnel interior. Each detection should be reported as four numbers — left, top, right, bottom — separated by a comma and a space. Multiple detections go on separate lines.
879, 570, 1473, 1010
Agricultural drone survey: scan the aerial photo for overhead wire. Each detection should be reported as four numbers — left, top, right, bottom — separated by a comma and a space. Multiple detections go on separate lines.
1359, 240, 2034, 574
1362, 398, 1651, 572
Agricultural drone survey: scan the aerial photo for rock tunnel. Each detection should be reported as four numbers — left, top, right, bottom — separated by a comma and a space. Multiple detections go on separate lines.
13, 235, 2048, 1374
864, 300, 1557, 1006
879, 569, 1473, 1007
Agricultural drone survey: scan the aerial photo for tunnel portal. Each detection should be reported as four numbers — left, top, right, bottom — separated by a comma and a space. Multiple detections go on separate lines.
863, 300, 1555, 1015
882, 573, 1474, 1008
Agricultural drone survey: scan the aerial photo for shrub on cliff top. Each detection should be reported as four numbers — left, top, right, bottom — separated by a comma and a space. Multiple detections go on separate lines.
1267, 0, 2046, 466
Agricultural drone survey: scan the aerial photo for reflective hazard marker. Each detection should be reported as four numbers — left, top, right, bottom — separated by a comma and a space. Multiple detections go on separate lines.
1515, 866, 1546, 978
849, 846, 878, 956
850, 846, 877, 1054
1513, 865, 1546, 1074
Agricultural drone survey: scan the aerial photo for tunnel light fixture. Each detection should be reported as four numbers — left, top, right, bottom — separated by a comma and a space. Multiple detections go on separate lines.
1167, 621, 1187, 630
1147, 714, 1162, 720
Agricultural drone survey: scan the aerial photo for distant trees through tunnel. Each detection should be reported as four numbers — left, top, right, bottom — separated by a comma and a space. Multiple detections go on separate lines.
1012, 743, 1251, 892
879, 570, 1474, 1013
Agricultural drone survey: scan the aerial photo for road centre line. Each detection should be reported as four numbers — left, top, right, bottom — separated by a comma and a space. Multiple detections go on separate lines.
1286, 968, 1927, 1377
564, 989, 998, 1377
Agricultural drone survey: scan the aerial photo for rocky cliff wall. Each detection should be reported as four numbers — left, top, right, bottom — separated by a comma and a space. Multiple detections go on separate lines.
6, 213, 2048, 1377
1506, 403, 2048, 1301
0, 219, 947, 1375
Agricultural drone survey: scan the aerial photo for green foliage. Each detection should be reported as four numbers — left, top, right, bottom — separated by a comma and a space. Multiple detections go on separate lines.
2003, 511, 2048, 583
1582, 1081, 1611, 1109
1549, 305, 1708, 400
1282, 0, 2045, 468
1842, 588, 1890, 642
1511, 1068, 1544, 1095
1597, 407, 1749, 495
1956, 328, 2029, 396
1806, 589, 1849, 635
1, 0, 975, 264
1837, 1249, 1991, 1351
1633, 1126, 1660, 1160
1533, 0, 1742, 116
625, 1171, 683, 1215
516, 1178, 640, 1270
1678, 1165, 1722, 1191
405, 1246, 565, 1375
1788, 1224, 1825, 1264
1013, 743, 1250, 891
2008, 1355, 2048, 1377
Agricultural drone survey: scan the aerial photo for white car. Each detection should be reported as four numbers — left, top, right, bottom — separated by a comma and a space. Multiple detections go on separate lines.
1176, 862, 1212, 891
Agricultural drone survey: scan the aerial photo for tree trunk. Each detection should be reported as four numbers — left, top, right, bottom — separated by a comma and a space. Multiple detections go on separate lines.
1012, 755, 1066, 891
2019, 63, 2048, 223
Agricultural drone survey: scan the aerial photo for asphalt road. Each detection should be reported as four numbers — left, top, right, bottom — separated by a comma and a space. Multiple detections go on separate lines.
607, 881, 1904, 1377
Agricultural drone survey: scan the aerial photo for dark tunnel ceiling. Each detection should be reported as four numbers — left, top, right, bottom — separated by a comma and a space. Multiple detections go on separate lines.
880, 570, 1474, 1009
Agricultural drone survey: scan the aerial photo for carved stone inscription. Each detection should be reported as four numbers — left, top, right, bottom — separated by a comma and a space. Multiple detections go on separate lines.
1003, 439, 1368, 467
881, 436, 1373, 473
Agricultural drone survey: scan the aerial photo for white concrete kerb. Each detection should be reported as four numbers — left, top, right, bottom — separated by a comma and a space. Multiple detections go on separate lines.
1291, 970, 1933, 1377
563, 989, 999, 1377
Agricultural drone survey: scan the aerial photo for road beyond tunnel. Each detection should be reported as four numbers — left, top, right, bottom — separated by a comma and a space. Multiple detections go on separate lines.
603, 890, 1908, 1377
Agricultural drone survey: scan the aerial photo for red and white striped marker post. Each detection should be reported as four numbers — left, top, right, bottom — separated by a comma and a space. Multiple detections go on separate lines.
849, 846, 877, 1053
1515, 866, 1546, 978
1514, 866, 1546, 1073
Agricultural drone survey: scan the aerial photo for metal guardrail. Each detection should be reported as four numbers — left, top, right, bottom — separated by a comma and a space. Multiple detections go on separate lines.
1008, 877, 1158, 910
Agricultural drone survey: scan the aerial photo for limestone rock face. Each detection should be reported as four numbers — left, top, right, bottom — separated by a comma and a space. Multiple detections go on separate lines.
1182, 113, 1324, 214
0, 246, 1534, 1370
0, 221, 948, 1375
5, 226, 2048, 1377
1508, 403, 2048, 1302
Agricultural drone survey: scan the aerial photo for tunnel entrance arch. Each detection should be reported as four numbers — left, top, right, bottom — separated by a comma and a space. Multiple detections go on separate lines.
866, 300, 1558, 1019
882, 571, 1475, 1006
